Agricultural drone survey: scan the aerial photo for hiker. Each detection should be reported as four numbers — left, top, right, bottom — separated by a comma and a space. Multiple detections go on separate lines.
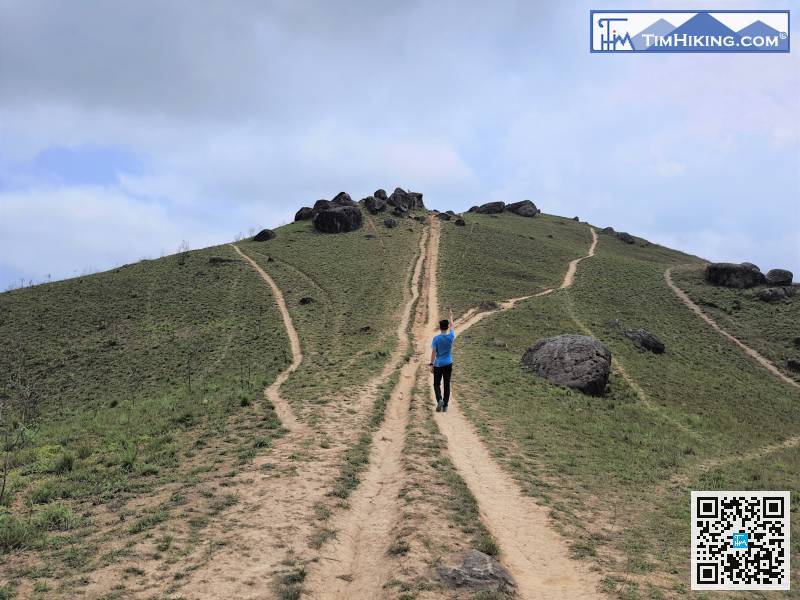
430, 307, 455, 413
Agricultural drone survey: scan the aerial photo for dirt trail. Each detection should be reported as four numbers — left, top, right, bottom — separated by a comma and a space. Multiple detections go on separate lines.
304, 227, 432, 598
432, 220, 603, 599
232, 244, 304, 429
561, 227, 598, 288
664, 267, 800, 390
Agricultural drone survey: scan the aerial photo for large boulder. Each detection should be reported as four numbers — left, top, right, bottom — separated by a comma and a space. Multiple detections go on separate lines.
437, 212, 451, 221
312, 199, 334, 214
383, 218, 397, 229
522, 334, 611, 396
253, 228, 276, 242
436, 550, 516, 593
331, 192, 355, 206
506, 200, 538, 217
467, 206, 479, 213
374, 188, 388, 200
787, 359, 800, 374
601, 227, 615, 235
454, 218, 466, 226
363, 195, 387, 214
758, 287, 787, 303
474, 201, 505, 214
294, 207, 313, 221
766, 269, 793, 286
705, 263, 765, 288
623, 329, 665, 354
387, 187, 424, 211
616, 232, 635, 244
392, 206, 408, 218
413, 215, 427, 223
313, 206, 363, 234
407, 191, 425, 209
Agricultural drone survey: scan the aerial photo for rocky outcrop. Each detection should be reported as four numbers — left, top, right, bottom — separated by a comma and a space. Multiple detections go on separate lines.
387, 187, 425, 211
253, 229, 276, 242
601, 227, 615, 235
294, 206, 314, 221
474, 201, 506, 214
705, 263, 765, 288
383, 217, 397, 228
436, 550, 516, 593
312, 206, 363, 233
758, 288, 788, 303
766, 269, 793, 286
313, 199, 334, 214
437, 212, 451, 221
374, 188, 388, 200
623, 329, 665, 354
506, 200, 538, 217
331, 192, 354, 206
522, 334, 611, 396
467, 206, 479, 213
363, 196, 387, 214
392, 206, 408, 218
454, 218, 466, 226
616, 232, 635, 244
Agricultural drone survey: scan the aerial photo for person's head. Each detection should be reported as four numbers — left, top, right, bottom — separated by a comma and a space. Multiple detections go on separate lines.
439, 319, 449, 332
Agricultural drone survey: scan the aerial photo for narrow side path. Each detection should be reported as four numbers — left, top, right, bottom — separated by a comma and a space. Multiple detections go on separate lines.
232, 243, 305, 429
304, 226, 432, 599
431, 220, 603, 599
664, 266, 799, 390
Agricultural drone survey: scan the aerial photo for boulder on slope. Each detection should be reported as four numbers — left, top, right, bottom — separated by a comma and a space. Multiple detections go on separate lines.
474, 201, 505, 214
312, 206, 363, 233
521, 334, 611, 396
623, 329, 665, 354
705, 263, 765, 288
766, 269, 793, 286
506, 200, 538, 217
294, 207, 314, 221
253, 228, 276, 242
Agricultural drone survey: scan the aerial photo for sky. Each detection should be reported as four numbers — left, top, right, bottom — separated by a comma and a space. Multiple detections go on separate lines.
0, 0, 798, 290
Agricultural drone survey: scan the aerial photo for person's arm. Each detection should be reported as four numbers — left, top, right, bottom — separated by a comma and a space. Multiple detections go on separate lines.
449, 307, 455, 335
430, 346, 436, 373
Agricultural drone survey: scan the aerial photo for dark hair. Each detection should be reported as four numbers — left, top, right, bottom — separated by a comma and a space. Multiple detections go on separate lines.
439, 319, 449, 331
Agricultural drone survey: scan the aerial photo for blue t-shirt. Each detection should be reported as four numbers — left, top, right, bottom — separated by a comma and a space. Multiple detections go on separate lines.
432, 330, 456, 367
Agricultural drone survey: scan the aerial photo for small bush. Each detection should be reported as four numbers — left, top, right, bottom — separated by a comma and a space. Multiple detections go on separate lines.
119, 444, 138, 472
34, 504, 79, 531
74, 442, 92, 460
128, 510, 168, 534
49, 452, 74, 475
27, 480, 72, 505
0, 514, 42, 551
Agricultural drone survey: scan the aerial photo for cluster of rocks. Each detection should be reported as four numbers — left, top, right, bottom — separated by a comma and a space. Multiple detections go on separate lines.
467, 200, 540, 218
599, 226, 636, 244
704, 263, 795, 302
361, 188, 425, 218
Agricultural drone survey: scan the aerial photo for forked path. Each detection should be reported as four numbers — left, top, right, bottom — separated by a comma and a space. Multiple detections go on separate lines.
232, 244, 304, 429
305, 227, 432, 599
432, 220, 603, 599
664, 267, 800, 390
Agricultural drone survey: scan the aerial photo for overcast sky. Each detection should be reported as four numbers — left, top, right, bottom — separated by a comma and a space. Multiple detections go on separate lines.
1, 0, 798, 289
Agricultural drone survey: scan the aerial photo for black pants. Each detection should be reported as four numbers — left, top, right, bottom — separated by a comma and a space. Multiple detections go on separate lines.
433, 364, 453, 406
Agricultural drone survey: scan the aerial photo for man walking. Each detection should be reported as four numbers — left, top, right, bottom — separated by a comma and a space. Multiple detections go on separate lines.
430, 307, 455, 413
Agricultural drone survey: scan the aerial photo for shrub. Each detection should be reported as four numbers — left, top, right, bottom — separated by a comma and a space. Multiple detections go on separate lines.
49, 452, 74, 475
34, 504, 79, 531
0, 514, 42, 552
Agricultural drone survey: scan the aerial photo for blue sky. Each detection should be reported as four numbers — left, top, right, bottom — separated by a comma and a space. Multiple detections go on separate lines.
0, 0, 797, 290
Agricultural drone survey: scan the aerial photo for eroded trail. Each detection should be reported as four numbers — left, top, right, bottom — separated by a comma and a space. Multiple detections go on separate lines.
664, 267, 800, 390
304, 226, 433, 599
432, 220, 603, 599
232, 244, 304, 429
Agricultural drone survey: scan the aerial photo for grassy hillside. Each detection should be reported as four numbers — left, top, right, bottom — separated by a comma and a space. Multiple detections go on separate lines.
671, 266, 800, 383
438, 216, 800, 598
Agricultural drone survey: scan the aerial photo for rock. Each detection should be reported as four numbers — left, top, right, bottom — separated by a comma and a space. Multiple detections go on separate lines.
437, 212, 451, 221
436, 550, 516, 593
506, 200, 538, 217
331, 192, 354, 206
522, 334, 611, 396
454, 218, 466, 226
312, 199, 334, 214
766, 269, 793, 286
741, 262, 760, 271
467, 206, 479, 213
387, 187, 425, 211
478, 300, 499, 311
363, 195, 387, 214
392, 206, 408, 218
573, 216, 579, 221
359, 325, 371, 333
623, 329, 665, 354
253, 229, 276, 242
364, 234, 376, 239
407, 191, 425, 209
786, 359, 800, 374
374, 189, 387, 200
616, 232, 635, 244
793, 337, 800, 350
758, 287, 787, 303
474, 201, 506, 214
705, 263, 765, 288
313, 206, 363, 234
413, 215, 427, 223
299, 297, 314, 305
601, 227, 615, 235
446, 210, 455, 216
383, 218, 397, 229
294, 206, 314, 221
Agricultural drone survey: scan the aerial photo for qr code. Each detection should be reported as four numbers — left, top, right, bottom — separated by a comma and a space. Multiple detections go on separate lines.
692, 491, 790, 590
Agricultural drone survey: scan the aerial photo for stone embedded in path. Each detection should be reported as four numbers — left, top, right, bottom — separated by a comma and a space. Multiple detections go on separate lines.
705, 263, 765, 288
623, 329, 665, 354
478, 300, 499, 311
253, 228, 276, 242
522, 334, 611, 396
506, 199, 538, 217
766, 269, 793, 286
313, 206, 363, 233
436, 550, 516, 593
294, 206, 313, 221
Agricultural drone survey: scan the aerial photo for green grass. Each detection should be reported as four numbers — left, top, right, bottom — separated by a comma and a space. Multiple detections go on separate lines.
671, 266, 800, 382
238, 214, 422, 407
438, 217, 800, 597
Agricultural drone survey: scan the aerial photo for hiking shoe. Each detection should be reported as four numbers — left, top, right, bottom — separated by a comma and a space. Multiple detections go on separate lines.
436, 400, 443, 412
442, 404, 448, 413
